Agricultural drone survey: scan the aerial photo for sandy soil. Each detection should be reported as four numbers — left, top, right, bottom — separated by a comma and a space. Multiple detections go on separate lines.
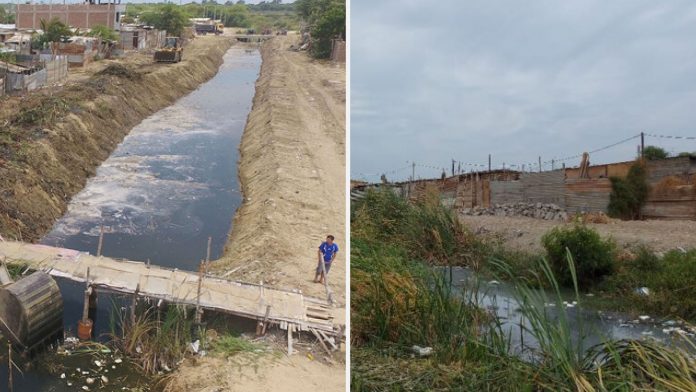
461, 214, 696, 252
166, 351, 344, 392
212, 34, 346, 306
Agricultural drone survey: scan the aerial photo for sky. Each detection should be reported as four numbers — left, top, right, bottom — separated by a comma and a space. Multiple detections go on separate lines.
351, 0, 696, 181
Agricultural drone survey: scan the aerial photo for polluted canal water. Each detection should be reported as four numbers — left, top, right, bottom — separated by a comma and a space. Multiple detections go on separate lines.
1, 47, 261, 391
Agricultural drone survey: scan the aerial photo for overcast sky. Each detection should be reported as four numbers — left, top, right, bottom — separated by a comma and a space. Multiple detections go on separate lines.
351, 0, 696, 181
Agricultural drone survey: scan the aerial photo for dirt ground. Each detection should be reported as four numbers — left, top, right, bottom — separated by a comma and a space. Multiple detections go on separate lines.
166, 353, 344, 392
461, 214, 696, 252
211, 33, 346, 306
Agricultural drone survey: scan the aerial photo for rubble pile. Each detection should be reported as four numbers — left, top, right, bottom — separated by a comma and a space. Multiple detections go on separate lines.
460, 202, 569, 221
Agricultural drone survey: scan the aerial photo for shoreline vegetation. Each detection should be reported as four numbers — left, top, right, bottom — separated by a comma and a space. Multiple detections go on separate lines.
351, 189, 696, 391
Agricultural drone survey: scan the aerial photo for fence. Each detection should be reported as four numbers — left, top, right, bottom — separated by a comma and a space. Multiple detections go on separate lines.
330, 39, 346, 62
357, 156, 696, 220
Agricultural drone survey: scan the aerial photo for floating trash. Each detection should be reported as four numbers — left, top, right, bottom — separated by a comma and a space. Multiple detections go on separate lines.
114, 358, 123, 364
101, 375, 109, 383
489, 280, 500, 285
82, 386, 89, 391
94, 360, 103, 367
86, 377, 95, 385
60, 373, 66, 379
634, 287, 650, 296
638, 315, 650, 322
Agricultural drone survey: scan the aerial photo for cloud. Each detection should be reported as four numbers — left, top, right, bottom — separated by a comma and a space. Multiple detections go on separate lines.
351, 0, 696, 180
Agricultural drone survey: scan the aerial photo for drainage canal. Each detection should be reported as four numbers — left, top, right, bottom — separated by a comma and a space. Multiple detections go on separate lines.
0, 47, 261, 391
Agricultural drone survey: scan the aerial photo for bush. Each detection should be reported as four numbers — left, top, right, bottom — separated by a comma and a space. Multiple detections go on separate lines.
541, 225, 615, 288
642, 145, 669, 160
608, 161, 648, 219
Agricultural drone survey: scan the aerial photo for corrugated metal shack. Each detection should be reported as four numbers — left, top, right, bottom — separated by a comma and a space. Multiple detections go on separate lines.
355, 156, 696, 220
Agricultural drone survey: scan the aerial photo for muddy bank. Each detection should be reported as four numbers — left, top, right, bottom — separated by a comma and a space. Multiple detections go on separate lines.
0, 36, 234, 242
213, 35, 346, 304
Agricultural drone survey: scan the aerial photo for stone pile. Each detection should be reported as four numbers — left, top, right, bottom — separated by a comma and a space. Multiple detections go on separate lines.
460, 202, 568, 221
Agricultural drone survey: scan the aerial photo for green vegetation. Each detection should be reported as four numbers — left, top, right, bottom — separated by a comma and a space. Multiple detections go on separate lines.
541, 225, 615, 288
600, 247, 696, 320
109, 304, 195, 374
296, 0, 345, 58
125, 2, 299, 32
0, 4, 14, 24
643, 145, 670, 160
139, 4, 189, 37
351, 189, 696, 391
608, 161, 649, 220
87, 24, 119, 41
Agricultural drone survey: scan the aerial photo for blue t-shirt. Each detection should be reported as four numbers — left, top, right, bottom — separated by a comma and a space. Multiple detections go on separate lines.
319, 242, 339, 262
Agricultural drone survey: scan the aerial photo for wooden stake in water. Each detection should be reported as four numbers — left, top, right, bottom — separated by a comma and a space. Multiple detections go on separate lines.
195, 261, 204, 324
97, 225, 104, 257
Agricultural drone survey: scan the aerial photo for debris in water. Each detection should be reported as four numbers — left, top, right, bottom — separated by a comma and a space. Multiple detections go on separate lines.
86, 377, 95, 384
60, 373, 66, 379
634, 287, 650, 296
488, 280, 500, 285
114, 358, 123, 364
82, 386, 89, 391
638, 315, 650, 322
411, 345, 433, 357
101, 375, 109, 383
94, 360, 103, 367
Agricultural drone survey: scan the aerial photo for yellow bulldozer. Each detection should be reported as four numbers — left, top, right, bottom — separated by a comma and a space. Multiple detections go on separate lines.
154, 37, 183, 63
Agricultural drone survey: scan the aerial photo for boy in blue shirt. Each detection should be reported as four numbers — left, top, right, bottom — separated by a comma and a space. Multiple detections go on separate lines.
315, 235, 338, 284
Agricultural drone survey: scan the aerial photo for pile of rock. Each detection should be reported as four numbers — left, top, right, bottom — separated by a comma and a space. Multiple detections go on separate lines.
460, 202, 568, 221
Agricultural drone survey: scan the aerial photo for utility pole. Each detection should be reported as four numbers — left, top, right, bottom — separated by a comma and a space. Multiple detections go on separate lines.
451, 159, 455, 176
412, 161, 416, 181
488, 154, 491, 172
640, 132, 645, 158
538, 156, 542, 172
551, 159, 555, 170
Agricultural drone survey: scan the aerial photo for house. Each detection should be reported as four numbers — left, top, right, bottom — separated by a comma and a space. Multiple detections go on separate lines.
16, 0, 125, 31
0, 60, 47, 93
4, 33, 33, 56
118, 25, 165, 51
55, 36, 101, 67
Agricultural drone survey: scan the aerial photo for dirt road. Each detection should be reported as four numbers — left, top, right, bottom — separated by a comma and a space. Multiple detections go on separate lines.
212, 34, 346, 306
461, 214, 696, 252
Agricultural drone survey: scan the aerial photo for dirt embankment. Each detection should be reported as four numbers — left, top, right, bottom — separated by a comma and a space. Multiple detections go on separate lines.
0, 36, 234, 242
212, 35, 346, 305
461, 214, 696, 252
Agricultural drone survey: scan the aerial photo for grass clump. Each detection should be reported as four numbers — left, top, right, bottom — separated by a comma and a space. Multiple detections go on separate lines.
209, 334, 266, 357
96, 64, 142, 81
542, 224, 615, 288
109, 303, 194, 374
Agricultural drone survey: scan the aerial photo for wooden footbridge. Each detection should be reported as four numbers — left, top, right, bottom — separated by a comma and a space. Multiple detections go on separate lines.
0, 241, 339, 346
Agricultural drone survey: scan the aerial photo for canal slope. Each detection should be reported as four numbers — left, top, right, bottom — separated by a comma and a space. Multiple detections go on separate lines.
213, 34, 346, 305
0, 35, 234, 242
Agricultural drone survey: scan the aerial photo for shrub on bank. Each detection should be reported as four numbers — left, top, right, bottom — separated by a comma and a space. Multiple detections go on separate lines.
541, 225, 616, 288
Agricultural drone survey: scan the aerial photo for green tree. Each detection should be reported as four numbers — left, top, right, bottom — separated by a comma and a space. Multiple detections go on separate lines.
38, 18, 71, 57
87, 24, 118, 41
295, 0, 345, 59
642, 145, 669, 160
140, 4, 190, 37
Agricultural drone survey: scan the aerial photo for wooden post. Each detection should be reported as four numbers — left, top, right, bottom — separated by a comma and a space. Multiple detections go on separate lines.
287, 324, 293, 355
97, 225, 105, 257
640, 131, 645, 158
538, 156, 542, 173
130, 284, 139, 326
8, 341, 13, 392
261, 305, 271, 335
206, 236, 212, 272
195, 261, 204, 324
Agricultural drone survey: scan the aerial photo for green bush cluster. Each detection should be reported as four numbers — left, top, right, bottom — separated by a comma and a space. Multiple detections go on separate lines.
608, 161, 649, 219
541, 224, 615, 288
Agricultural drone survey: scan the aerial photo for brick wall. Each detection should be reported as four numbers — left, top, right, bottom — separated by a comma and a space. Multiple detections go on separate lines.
16, 4, 125, 30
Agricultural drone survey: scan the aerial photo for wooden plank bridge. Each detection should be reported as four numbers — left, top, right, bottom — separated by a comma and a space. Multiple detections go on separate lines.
0, 241, 338, 337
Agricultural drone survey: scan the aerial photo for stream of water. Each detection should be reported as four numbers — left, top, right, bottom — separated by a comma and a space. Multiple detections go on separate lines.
446, 267, 695, 360
0, 47, 261, 392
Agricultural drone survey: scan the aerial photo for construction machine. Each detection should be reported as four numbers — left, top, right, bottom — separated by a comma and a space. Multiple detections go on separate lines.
154, 37, 183, 63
